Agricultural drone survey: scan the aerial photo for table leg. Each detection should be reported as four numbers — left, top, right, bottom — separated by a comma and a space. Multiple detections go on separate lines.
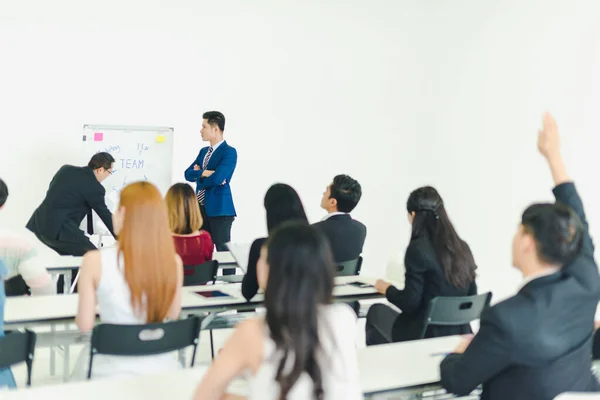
63, 345, 70, 381
50, 324, 56, 376
64, 273, 72, 295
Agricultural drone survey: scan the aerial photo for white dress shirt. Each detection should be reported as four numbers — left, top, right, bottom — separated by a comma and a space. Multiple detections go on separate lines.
321, 211, 348, 222
519, 267, 560, 291
203, 139, 224, 166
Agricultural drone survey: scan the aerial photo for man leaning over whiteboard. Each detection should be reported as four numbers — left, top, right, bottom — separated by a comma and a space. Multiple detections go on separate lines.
184, 111, 237, 275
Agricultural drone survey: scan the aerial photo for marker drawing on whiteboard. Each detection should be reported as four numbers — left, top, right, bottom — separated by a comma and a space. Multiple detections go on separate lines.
144, 175, 147, 181
137, 143, 149, 155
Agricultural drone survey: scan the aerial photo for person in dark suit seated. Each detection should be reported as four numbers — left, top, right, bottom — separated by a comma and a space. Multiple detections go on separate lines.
241, 184, 308, 301
366, 186, 478, 345
165, 183, 214, 268
440, 113, 600, 400
313, 174, 366, 263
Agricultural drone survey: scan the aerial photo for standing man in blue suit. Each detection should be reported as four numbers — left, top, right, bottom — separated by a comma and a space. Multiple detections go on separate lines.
185, 111, 237, 275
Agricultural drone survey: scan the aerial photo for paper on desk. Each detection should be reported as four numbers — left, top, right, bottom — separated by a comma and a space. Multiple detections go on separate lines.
225, 242, 251, 273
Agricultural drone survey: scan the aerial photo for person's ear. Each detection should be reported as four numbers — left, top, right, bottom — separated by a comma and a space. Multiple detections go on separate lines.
521, 232, 537, 254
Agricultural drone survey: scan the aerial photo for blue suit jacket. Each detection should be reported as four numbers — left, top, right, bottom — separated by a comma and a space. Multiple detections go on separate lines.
184, 141, 237, 217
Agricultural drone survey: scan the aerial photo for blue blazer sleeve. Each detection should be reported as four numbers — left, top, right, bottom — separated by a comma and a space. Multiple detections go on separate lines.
197, 147, 238, 189
184, 150, 204, 183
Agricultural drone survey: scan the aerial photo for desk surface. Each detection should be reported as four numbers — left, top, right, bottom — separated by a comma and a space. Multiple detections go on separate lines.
44, 251, 237, 271
0, 336, 461, 399
4, 276, 381, 326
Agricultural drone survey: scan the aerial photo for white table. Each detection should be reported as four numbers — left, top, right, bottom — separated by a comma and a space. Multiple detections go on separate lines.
5, 276, 382, 327
4, 276, 382, 381
44, 252, 238, 293
0, 336, 462, 399
45, 251, 237, 272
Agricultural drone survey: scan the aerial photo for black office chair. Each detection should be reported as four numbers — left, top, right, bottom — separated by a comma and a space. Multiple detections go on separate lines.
336, 256, 363, 276
420, 292, 492, 339
87, 316, 202, 379
183, 260, 219, 287
4, 275, 30, 296
0, 330, 36, 386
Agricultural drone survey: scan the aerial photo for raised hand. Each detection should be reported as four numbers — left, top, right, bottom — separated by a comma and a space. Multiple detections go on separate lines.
537, 112, 561, 160
538, 112, 569, 185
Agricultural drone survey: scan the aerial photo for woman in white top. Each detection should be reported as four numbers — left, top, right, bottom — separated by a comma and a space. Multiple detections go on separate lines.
75, 181, 184, 379
194, 222, 363, 400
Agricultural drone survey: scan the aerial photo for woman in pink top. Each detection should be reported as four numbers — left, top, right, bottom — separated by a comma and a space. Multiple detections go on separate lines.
165, 183, 214, 267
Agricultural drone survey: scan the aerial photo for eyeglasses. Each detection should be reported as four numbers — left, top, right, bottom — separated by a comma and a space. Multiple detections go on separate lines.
107, 169, 114, 175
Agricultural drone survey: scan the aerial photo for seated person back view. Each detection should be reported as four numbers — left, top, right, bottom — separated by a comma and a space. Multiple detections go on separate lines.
165, 183, 214, 267
75, 181, 184, 379
194, 222, 363, 400
366, 186, 478, 344
440, 114, 600, 400
0, 178, 54, 296
313, 175, 366, 263
241, 184, 308, 301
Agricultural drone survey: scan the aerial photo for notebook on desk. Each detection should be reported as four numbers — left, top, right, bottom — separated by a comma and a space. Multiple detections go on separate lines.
225, 242, 252, 273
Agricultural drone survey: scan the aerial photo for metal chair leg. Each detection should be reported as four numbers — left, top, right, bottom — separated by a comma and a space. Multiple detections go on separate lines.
210, 330, 215, 359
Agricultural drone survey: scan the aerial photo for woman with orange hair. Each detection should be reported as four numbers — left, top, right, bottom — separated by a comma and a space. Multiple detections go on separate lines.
75, 181, 183, 379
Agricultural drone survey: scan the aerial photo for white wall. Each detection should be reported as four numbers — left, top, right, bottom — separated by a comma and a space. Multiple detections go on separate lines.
0, 0, 599, 302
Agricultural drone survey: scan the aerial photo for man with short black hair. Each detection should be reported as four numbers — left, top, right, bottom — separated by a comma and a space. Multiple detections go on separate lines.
27, 152, 115, 257
185, 111, 237, 274
440, 113, 600, 400
313, 174, 366, 263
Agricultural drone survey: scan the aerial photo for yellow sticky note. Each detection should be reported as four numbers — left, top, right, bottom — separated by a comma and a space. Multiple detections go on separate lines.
156, 135, 166, 143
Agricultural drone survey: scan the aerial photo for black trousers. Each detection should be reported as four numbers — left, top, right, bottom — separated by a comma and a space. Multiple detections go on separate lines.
32, 230, 97, 293
199, 205, 235, 275
365, 303, 400, 346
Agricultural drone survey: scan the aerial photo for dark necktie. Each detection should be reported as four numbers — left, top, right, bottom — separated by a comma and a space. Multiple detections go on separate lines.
196, 146, 214, 205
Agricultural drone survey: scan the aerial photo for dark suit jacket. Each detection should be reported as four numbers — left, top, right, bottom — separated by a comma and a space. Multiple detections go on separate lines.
440, 182, 600, 400
312, 214, 367, 263
241, 237, 266, 301
184, 141, 237, 217
27, 166, 114, 241
385, 235, 477, 342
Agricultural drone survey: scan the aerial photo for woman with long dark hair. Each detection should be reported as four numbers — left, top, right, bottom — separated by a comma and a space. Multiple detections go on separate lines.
366, 186, 477, 345
194, 222, 363, 400
241, 183, 308, 301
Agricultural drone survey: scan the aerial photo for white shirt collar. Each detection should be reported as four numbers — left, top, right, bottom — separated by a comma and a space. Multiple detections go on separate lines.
321, 211, 347, 222
519, 267, 560, 290
210, 140, 225, 152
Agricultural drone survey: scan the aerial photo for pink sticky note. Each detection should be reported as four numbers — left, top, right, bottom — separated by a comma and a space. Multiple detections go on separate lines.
94, 132, 103, 142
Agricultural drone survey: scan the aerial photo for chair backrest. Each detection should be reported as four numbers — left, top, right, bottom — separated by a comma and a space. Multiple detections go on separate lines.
4, 275, 29, 296
0, 330, 36, 386
183, 260, 219, 286
420, 292, 492, 338
336, 256, 363, 276
87, 316, 202, 379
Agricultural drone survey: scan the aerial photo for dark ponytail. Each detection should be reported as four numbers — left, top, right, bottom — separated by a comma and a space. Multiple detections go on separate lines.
407, 186, 476, 288
264, 222, 335, 400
